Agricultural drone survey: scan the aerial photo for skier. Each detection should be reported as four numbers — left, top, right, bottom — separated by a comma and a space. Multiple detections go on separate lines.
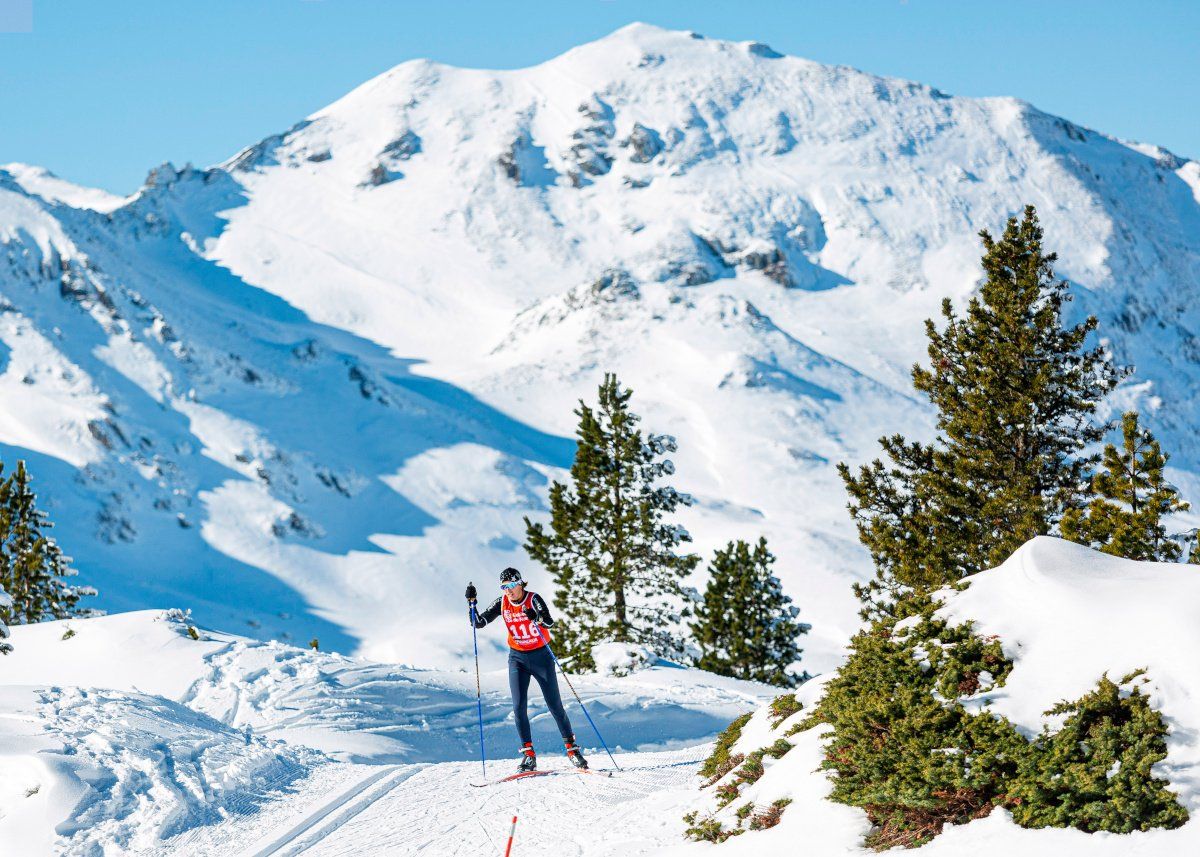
466, 568, 589, 772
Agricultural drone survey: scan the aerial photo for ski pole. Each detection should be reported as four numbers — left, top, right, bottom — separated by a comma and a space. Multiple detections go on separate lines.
468, 588, 487, 780
531, 623, 620, 771
504, 815, 518, 857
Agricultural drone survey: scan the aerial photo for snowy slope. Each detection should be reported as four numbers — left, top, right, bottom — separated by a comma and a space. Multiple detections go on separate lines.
672, 537, 1200, 856
0, 610, 773, 853
0, 23, 1198, 673
15, 538, 1200, 855
1, 163, 128, 212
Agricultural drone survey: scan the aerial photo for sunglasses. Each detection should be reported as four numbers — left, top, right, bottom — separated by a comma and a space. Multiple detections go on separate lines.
500, 581, 521, 590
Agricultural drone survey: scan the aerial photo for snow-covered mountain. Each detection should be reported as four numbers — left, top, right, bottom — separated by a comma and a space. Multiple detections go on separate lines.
1, 22, 1198, 671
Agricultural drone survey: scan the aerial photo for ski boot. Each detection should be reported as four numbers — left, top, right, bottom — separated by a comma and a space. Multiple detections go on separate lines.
564, 736, 589, 770
517, 742, 537, 773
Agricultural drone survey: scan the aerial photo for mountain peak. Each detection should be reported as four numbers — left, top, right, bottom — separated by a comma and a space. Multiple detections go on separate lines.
548, 21, 787, 71
0, 25, 1198, 688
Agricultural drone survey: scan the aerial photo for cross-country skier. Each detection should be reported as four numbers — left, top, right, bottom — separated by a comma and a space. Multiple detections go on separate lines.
466, 568, 589, 772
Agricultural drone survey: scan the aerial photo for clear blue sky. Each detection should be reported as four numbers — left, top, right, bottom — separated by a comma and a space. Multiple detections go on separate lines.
2, 0, 1196, 194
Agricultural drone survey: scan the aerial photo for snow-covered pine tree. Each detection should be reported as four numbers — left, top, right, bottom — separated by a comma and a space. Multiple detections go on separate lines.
524, 374, 699, 669
838, 206, 1121, 617
1060, 411, 1190, 561
690, 538, 808, 687
0, 460, 98, 626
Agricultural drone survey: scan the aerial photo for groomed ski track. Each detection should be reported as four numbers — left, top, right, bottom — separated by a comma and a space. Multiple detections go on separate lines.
150, 746, 708, 856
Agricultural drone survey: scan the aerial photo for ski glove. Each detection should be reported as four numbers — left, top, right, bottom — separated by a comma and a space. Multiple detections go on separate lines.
524, 605, 544, 625
465, 583, 477, 602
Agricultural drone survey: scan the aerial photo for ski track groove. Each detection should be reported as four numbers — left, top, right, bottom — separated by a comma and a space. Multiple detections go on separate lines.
140, 746, 707, 855
242, 763, 424, 857
292, 747, 707, 856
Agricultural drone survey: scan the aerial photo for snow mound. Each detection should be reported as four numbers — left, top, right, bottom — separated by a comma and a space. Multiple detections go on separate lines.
671, 537, 1200, 856
938, 536, 1200, 737
592, 641, 657, 676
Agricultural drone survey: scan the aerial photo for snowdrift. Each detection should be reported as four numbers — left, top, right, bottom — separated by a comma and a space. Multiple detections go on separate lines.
672, 537, 1200, 855
0, 609, 773, 853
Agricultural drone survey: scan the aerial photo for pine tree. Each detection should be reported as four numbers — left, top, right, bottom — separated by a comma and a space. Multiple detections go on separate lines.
839, 206, 1121, 617
524, 374, 699, 669
0, 461, 98, 626
690, 538, 808, 686
1060, 412, 1189, 561
810, 616, 1189, 847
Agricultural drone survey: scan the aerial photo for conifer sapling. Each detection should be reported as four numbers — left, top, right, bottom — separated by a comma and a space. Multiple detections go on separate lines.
1060, 411, 1190, 561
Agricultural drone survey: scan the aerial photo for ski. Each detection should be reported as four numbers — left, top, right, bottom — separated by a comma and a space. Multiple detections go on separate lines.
470, 768, 613, 787
470, 770, 555, 787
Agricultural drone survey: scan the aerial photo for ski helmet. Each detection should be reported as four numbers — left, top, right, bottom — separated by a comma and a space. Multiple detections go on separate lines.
500, 567, 524, 585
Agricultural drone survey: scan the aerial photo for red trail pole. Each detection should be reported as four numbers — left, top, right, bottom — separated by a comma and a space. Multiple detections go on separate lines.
504, 815, 518, 856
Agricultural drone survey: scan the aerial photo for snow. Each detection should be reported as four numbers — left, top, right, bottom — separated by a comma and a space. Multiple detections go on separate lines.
0, 313, 108, 467
592, 641, 657, 676
671, 537, 1200, 856
1, 163, 128, 213
0, 609, 775, 853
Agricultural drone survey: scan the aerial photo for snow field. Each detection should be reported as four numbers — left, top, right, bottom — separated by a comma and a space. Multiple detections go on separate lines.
0, 609, 774, 853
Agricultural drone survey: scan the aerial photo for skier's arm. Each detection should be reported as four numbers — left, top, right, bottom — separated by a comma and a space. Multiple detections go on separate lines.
525, 593, 555, 628
472, 596, 502, 628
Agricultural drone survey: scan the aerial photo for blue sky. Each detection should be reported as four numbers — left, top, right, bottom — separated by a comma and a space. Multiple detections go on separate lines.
2, 0, 1196, 193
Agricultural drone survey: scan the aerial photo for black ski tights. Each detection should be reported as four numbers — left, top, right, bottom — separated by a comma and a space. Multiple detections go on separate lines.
508, 645, 574, 745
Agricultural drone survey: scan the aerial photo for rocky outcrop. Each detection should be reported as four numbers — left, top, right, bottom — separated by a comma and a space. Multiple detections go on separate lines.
380, 130, 422, 161
620, 123, 664, 163
565, 98, 615, 186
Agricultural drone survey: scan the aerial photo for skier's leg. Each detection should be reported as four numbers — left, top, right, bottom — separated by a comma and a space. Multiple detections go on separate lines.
529, 647, 575, 741
508, 652, 534, 745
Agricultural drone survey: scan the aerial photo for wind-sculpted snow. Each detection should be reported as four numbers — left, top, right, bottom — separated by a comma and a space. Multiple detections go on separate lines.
0, 23, 1198, 674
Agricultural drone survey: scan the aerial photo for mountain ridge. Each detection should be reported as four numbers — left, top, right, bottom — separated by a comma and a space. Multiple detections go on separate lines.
0, 23, 1197, 672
